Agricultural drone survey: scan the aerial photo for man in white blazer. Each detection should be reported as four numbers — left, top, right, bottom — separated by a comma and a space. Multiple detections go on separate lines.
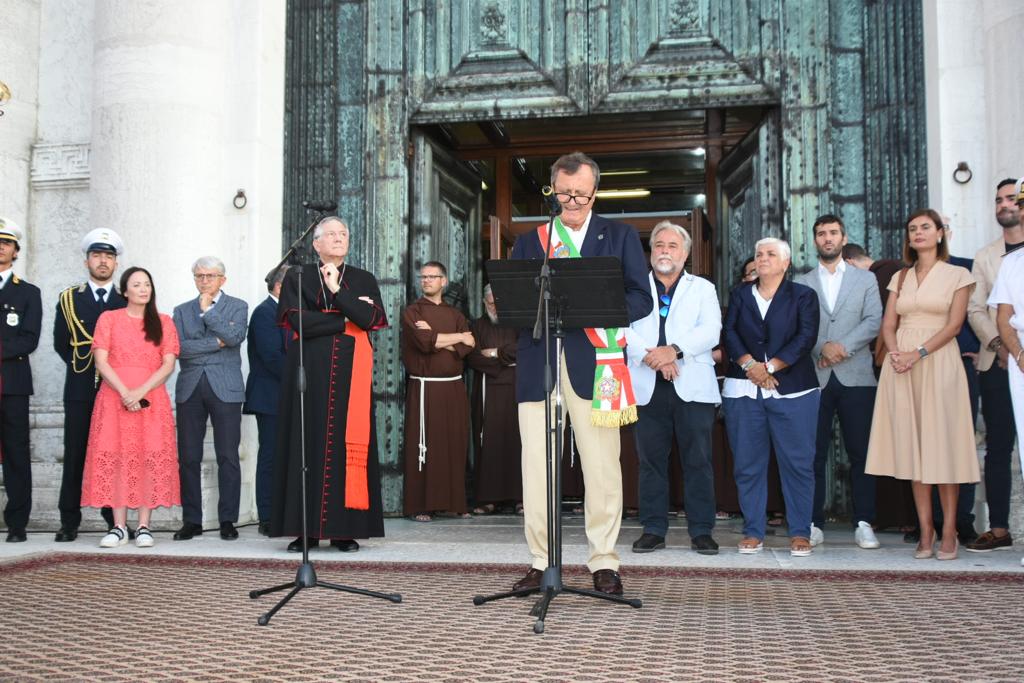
795, 215, 882, 549
625, 221, 722, 555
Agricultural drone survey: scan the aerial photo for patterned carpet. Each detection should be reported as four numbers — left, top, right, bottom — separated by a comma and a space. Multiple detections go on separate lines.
1, 554, 1023, 682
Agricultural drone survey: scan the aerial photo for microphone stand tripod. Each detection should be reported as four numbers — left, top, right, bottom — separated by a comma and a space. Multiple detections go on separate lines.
250, 211, 401, 625
472, 200, 641, 634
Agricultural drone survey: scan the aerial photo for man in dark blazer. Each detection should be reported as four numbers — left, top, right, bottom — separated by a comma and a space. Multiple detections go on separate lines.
173, 256, 248, 541
509, 152, 651, 596
0, 218, 42, 543
53, 228, 128, 541
795, 215, 882, 549
243, 265, 289, 535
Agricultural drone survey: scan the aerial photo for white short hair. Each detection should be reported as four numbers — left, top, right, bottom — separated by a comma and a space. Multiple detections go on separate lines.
649, 220, 692, 252
313, 216, 348, 240
754, 237, 791, 261
191, 255, 225, 275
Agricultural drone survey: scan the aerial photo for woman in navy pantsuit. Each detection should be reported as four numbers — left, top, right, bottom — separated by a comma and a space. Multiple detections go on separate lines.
722, 238, 821, 556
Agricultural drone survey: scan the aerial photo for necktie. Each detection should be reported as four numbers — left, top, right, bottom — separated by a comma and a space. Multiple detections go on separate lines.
96, 288, 106, 307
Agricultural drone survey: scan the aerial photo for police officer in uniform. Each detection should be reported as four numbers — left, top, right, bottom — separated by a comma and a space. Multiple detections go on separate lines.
0, 218, 42, 542
53, 229, 128, 541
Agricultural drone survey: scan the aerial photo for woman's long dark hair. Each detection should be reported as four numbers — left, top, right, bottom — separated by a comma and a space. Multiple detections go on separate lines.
120, 266, 163, 345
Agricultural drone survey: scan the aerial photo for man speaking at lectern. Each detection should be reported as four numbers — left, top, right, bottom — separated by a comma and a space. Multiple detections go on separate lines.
509, 152, 651, 595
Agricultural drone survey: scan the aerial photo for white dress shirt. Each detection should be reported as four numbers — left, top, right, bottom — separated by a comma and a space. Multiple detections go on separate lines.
818, 258, 846, 311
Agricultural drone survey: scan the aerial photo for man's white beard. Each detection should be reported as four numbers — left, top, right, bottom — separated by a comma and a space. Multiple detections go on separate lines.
486, 309, 498, 324
654, 259, 677, 275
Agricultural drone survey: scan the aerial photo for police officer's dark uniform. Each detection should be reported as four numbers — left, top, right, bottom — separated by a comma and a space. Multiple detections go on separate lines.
53, 229, 127, 541
0, 219, 42, 543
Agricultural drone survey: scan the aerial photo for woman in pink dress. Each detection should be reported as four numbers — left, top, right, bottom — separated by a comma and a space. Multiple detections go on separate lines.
81, 267, 180, 548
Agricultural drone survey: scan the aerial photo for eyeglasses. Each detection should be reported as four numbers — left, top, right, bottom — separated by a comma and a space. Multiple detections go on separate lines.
420, 275, 444, 281
659, 293, 671, 318
554, 192, 594, 206
193, 273, 223, 281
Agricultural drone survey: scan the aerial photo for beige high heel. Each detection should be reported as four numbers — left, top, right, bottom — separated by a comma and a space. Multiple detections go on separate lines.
914, 545, 934, 559
936, 546, 958, 561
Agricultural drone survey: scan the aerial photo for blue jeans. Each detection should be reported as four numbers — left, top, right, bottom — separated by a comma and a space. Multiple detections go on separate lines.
724, 390, 820, 540
634, 381, 716, 538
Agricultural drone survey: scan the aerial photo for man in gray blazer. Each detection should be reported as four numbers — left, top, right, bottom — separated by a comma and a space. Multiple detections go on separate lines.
795, 215, 882, 549
172, 256, 248, 541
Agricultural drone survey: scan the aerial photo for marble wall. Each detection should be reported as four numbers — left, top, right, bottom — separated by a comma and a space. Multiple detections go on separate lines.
1, 0, 285, 530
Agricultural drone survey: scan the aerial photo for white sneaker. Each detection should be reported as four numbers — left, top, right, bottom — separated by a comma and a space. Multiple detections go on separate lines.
135, 526, 154, 548
809, 523, 824, 547
855, 521, 880, 549
99, 526, 128, 548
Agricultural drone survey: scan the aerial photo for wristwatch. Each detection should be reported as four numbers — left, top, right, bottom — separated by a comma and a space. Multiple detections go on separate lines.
917, 346, 928, 359
766, 362, 776, 375
670, 343, 684, 359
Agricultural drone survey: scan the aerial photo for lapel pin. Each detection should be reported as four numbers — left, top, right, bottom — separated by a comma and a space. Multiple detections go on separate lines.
598, 234, 604, 240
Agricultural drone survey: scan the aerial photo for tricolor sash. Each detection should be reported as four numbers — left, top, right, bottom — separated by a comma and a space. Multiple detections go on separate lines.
537, 218, 638, 427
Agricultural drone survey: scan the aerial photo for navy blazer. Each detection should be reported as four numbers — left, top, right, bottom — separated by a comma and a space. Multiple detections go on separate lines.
723, 279, 820, 395
53, 284, 127, 402
243, 296, 286, 415
948, 255, 981, 354
0, 274, 42, 396
510, 214, 652, 402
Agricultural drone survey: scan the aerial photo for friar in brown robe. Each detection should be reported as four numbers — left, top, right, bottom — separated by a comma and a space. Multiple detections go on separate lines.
466, 285, 522, 511
401, 261, 474, 521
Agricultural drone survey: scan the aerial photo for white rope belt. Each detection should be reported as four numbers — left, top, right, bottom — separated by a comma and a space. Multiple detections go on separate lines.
480, 362, 515, 444
411, 374, 462, 471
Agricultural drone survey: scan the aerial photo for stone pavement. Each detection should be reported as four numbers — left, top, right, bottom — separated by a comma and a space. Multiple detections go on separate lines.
2, 513, 1021, 574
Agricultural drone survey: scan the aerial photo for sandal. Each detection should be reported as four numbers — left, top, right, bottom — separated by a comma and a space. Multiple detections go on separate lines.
790, 537, 812, 557
515, 503, 524, 516
472, 504, 497, 515
715, 510, 731, 520
411, 513, 432, 522
767, 513, 785, 527
738, 537, 763, 554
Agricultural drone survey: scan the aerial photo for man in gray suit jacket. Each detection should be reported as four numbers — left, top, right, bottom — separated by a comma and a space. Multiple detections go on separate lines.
172, 256, 248, 541
795, 215, 882, 549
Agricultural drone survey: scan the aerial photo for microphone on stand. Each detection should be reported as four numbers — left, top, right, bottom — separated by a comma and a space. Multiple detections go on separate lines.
302, 200, 338, 213
540, 186, 563, 217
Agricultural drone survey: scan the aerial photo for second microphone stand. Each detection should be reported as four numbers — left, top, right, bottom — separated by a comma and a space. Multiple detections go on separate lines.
250, 210, 401, 624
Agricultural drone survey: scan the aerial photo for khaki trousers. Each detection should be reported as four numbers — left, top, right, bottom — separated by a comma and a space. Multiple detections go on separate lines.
518, 352, 622, 572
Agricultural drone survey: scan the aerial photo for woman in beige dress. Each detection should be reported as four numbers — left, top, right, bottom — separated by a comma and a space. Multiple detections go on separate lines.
865, 209, 979, 560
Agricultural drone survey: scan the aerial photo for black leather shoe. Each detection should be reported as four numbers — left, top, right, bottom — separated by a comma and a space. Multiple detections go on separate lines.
903, 528, 920, 544
512, 568, 543, 593
5, 530, 26, 543
331, 539, 359, 552
219, 522, 239, 540
173, 522, 204, 541
54, 526, 78, 542
258, 522, 271, 536
592, 569, 623, 595
631, 532, 666, 553
287, 537, 319, 553
691, 534, 720, 555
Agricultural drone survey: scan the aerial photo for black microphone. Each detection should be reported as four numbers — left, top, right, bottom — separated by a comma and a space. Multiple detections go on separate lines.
302, 200, 338, 212
540, 186, 563, 216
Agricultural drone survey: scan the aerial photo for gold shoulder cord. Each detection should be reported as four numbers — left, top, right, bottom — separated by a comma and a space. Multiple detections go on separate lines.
59, 286, 98, 383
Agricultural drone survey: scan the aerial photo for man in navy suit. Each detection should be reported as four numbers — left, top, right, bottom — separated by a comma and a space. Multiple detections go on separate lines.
0, 218, 41, 543
509, 152, 651, 596
53, 228, 128, 542
172, 256, 248, 541
243, 265, 289, 536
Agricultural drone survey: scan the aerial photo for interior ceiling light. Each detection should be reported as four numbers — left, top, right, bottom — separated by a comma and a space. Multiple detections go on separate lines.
692, 147, 705, 156
595, 188, 651, 199
602, 169, 649, 177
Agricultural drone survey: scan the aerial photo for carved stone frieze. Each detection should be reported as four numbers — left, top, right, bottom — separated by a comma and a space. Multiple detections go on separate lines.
30, 142, 90, 189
